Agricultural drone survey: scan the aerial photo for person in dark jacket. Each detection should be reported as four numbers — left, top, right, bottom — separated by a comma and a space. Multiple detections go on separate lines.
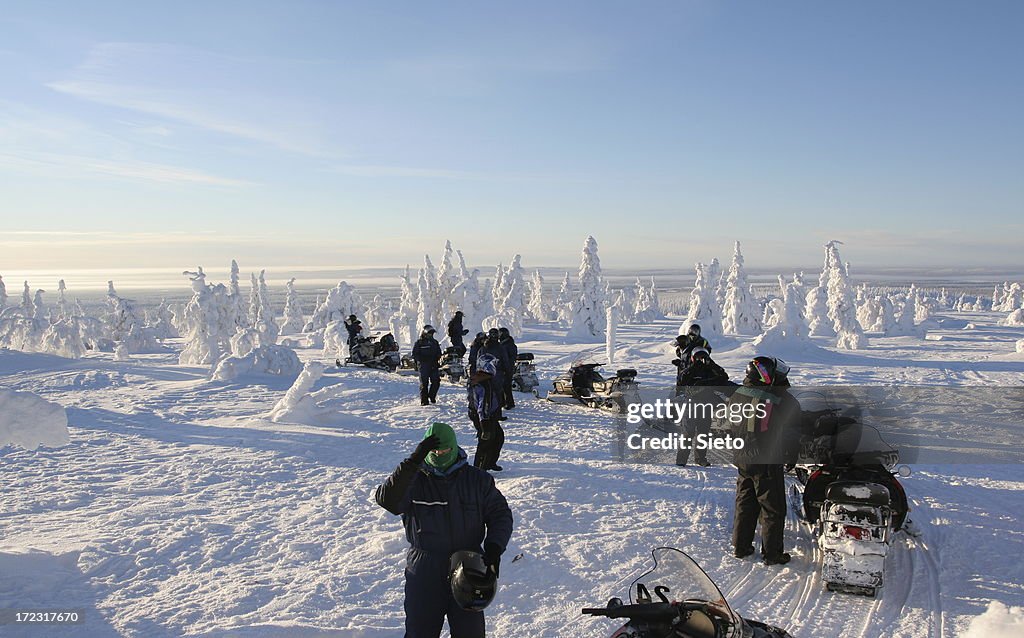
727, 356, 802, 565
447, 311, 469, 357
481, 329, 510, 419
345, 314, 363, 349
672, 324, 712, 389
497, 328, 518, 409
674, 348, 732, 467
467, 332, 486, 375
468, 355, 505, 471
412, 326, 442, 406
375, 422, 514, 638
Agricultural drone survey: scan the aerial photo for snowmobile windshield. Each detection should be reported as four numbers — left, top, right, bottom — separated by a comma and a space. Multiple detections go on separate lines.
628, 548, 742, 627
569, 354, 605, 369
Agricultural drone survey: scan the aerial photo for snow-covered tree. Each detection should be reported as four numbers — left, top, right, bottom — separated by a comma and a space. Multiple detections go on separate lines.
568, 236, 608, 339
491, 263, 506, 313
824, 241, 866, 349
707, 257, 725, 312
281, 278, 305, 334
684, 262, 723, 338
390, 265, 420, 347
20, 281, 32, 316
229, 259, 248, 328
248, 273, 261, 327
633, 278, 657, 324
722, 241, 761, 335
887, 286, 923, 337
106, 284, 158, 353
0, 275, 7, 310
253, 270, 278, 346
500, 254, 529, 326
145, 299, 179, 339
805, 248, 835, 337
452, 267, 484, 336
554, 272, 576, 327
999, 283, 1022, 313
753, 274, 811, 348
615, 287, 637, 324
304, 281, 365, 333
436, 240, 459, 321
527, 270, 551, 323
55, 280, 69, 320
179, 268, 234, 365
416, 268, 437, 330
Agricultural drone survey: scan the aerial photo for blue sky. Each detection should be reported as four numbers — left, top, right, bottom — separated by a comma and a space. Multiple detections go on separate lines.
1, 0, 1022, 272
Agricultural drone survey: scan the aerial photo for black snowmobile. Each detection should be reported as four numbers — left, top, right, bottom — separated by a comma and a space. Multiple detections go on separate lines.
582, 547, 795, 638
790, 412, 913, 597
547, 356, 640, 413
438, 346, 466, 384
343, 332, 401, 371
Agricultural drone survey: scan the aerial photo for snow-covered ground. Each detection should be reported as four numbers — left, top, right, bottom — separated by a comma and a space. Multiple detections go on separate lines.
2, 312, 1023, 637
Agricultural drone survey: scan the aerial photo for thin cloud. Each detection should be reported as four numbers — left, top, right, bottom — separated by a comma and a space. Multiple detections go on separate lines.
0, 151, 250, 187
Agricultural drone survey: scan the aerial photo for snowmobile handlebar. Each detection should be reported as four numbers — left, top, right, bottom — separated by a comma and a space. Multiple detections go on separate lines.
582, 601, 680, 622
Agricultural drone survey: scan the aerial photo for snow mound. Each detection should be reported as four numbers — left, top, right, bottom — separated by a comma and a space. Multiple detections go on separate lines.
1000, 308, 1024, 327
962, 601, 1024, 638
0, 389, 70, 450
212, 345, 302, 381
265, 361, 349, 424
1017, 338, 1024, 354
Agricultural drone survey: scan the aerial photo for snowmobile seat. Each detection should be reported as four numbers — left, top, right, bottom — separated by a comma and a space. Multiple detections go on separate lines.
443, 346, 462, 356
616, 368, 637, 380
825, 481, 890, 507
516, 352, 534, 361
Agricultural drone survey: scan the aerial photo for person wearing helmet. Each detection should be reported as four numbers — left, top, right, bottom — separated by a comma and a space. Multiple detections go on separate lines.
672, 324, 712, 393
374, 422, 513, 638
467, 332, 486, 375
726, 356, 802, 565
674, 348, 732, 467
496, 328, 518, 410
413, 326, 443, 406
344, 314, 363, 350
481, 329, 510, 419
467, 353, 505, 471
447, 311, 469, 357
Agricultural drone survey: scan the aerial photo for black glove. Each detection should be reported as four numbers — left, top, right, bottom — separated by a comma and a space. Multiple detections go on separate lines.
410, 434, 440, 464
483, 543, 502, 579
671, 359, 681, 367
462, 329, 469, 335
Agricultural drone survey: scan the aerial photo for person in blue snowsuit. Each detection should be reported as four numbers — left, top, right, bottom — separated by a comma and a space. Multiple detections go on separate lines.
375, 422, 514, 638
468, 355, 505, 471
412, 326, 442, 406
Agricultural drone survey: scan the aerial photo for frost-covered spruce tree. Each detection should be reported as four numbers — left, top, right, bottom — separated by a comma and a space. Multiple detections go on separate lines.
707, 257, 725, 312
491, 263, 506, 313
422, 255, 441, 324
229, 259, 248, 328
887, 286, 923, 337
437, 240, 459, 321
253, 270, 278, 346
633, 277, 657, 324
248, 273, 261, 327
684, 262, 723, 338
106, 284, 158, 353
648, 278, 664, 319
824, 241, 866, 349
753, 275, 811, 348
805, 252, 835, 337
281, 278, 305, 334
40, 315, 86, 359
390, 265, 420, 346
145, 299, 179, 339
304, 281, 365, 333
500, 254, 528, 324
527, 270, 551, 323
722, 241, 761, 335
56, 280, 69, 320
568, 236, 608, 339
451, 267, 483, 335
554, 272, 577, 327
1001, 283, 1023, 313
0, 275, 7, 310
21, 281, 32, 316
414, 268, 435, 330
179, 268, 233, 365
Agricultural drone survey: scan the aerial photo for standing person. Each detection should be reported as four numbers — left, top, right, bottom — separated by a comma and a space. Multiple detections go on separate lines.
447, 311, 469, 357
467, 354, 505, 471
481, 329, 510, 420
672, 324, 712, 395
374, 422, 513, 638
727, 356, 802, 565
674, 348, 732, 467
497, 328, 518, 409
413, 326, 442, 406
345, 314, 363, 349
468, 332, 486, 374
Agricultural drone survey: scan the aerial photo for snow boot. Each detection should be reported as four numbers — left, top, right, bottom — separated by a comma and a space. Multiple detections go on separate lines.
734, 546, 754, 559
763, 553, 791, 566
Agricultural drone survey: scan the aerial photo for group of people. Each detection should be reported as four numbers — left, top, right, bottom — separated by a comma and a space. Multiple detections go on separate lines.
409, 312, 519, 474
671, 323, 803, 566
369, 318, 811, 636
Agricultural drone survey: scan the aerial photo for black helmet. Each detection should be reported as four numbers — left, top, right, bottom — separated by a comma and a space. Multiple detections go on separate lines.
687, 323, 701, 337
348, 314, 358, 321
745, 356, 791, 387
690, 347, 710, 363
498, 327, 510, 336
449, 550, 497, 611
423, 325, 436, 334
487, 328, 499, 338
454, 310, 464, 317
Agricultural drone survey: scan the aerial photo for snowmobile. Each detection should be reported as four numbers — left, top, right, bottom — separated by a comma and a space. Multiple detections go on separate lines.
510, 352, 540, 396
790, 413, 912, 597
438, 346, 466, 384
547, 356, 640, 413
343, 333, 401, 372
582, 547, 795, 638
396, 353, 418, 375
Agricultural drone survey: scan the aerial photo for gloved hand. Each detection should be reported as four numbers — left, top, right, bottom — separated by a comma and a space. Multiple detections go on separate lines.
483, 543, 502, 579
462, 329, 469, 336
410, 434, 440, 464
671, 359, 681, 367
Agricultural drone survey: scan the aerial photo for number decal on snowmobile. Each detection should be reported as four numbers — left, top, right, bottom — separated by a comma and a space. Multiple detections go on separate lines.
635, 583, 671, 604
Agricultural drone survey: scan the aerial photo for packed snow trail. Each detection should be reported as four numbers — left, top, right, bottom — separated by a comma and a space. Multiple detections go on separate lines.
2, 315, 1023, 636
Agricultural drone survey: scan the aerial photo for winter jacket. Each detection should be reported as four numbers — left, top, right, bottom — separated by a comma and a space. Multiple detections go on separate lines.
677, 360, 729, 387
468, 336, 486, 374
498, 336, 518, 369
481, 338, 510, 375
345, 319, 363, 343
412, 336, 442, 371
374, 449, 514, 561
728, 383, 803, 468
468, 373, 501, 422
447, 316, 468, 343
674, 335, 712, 365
